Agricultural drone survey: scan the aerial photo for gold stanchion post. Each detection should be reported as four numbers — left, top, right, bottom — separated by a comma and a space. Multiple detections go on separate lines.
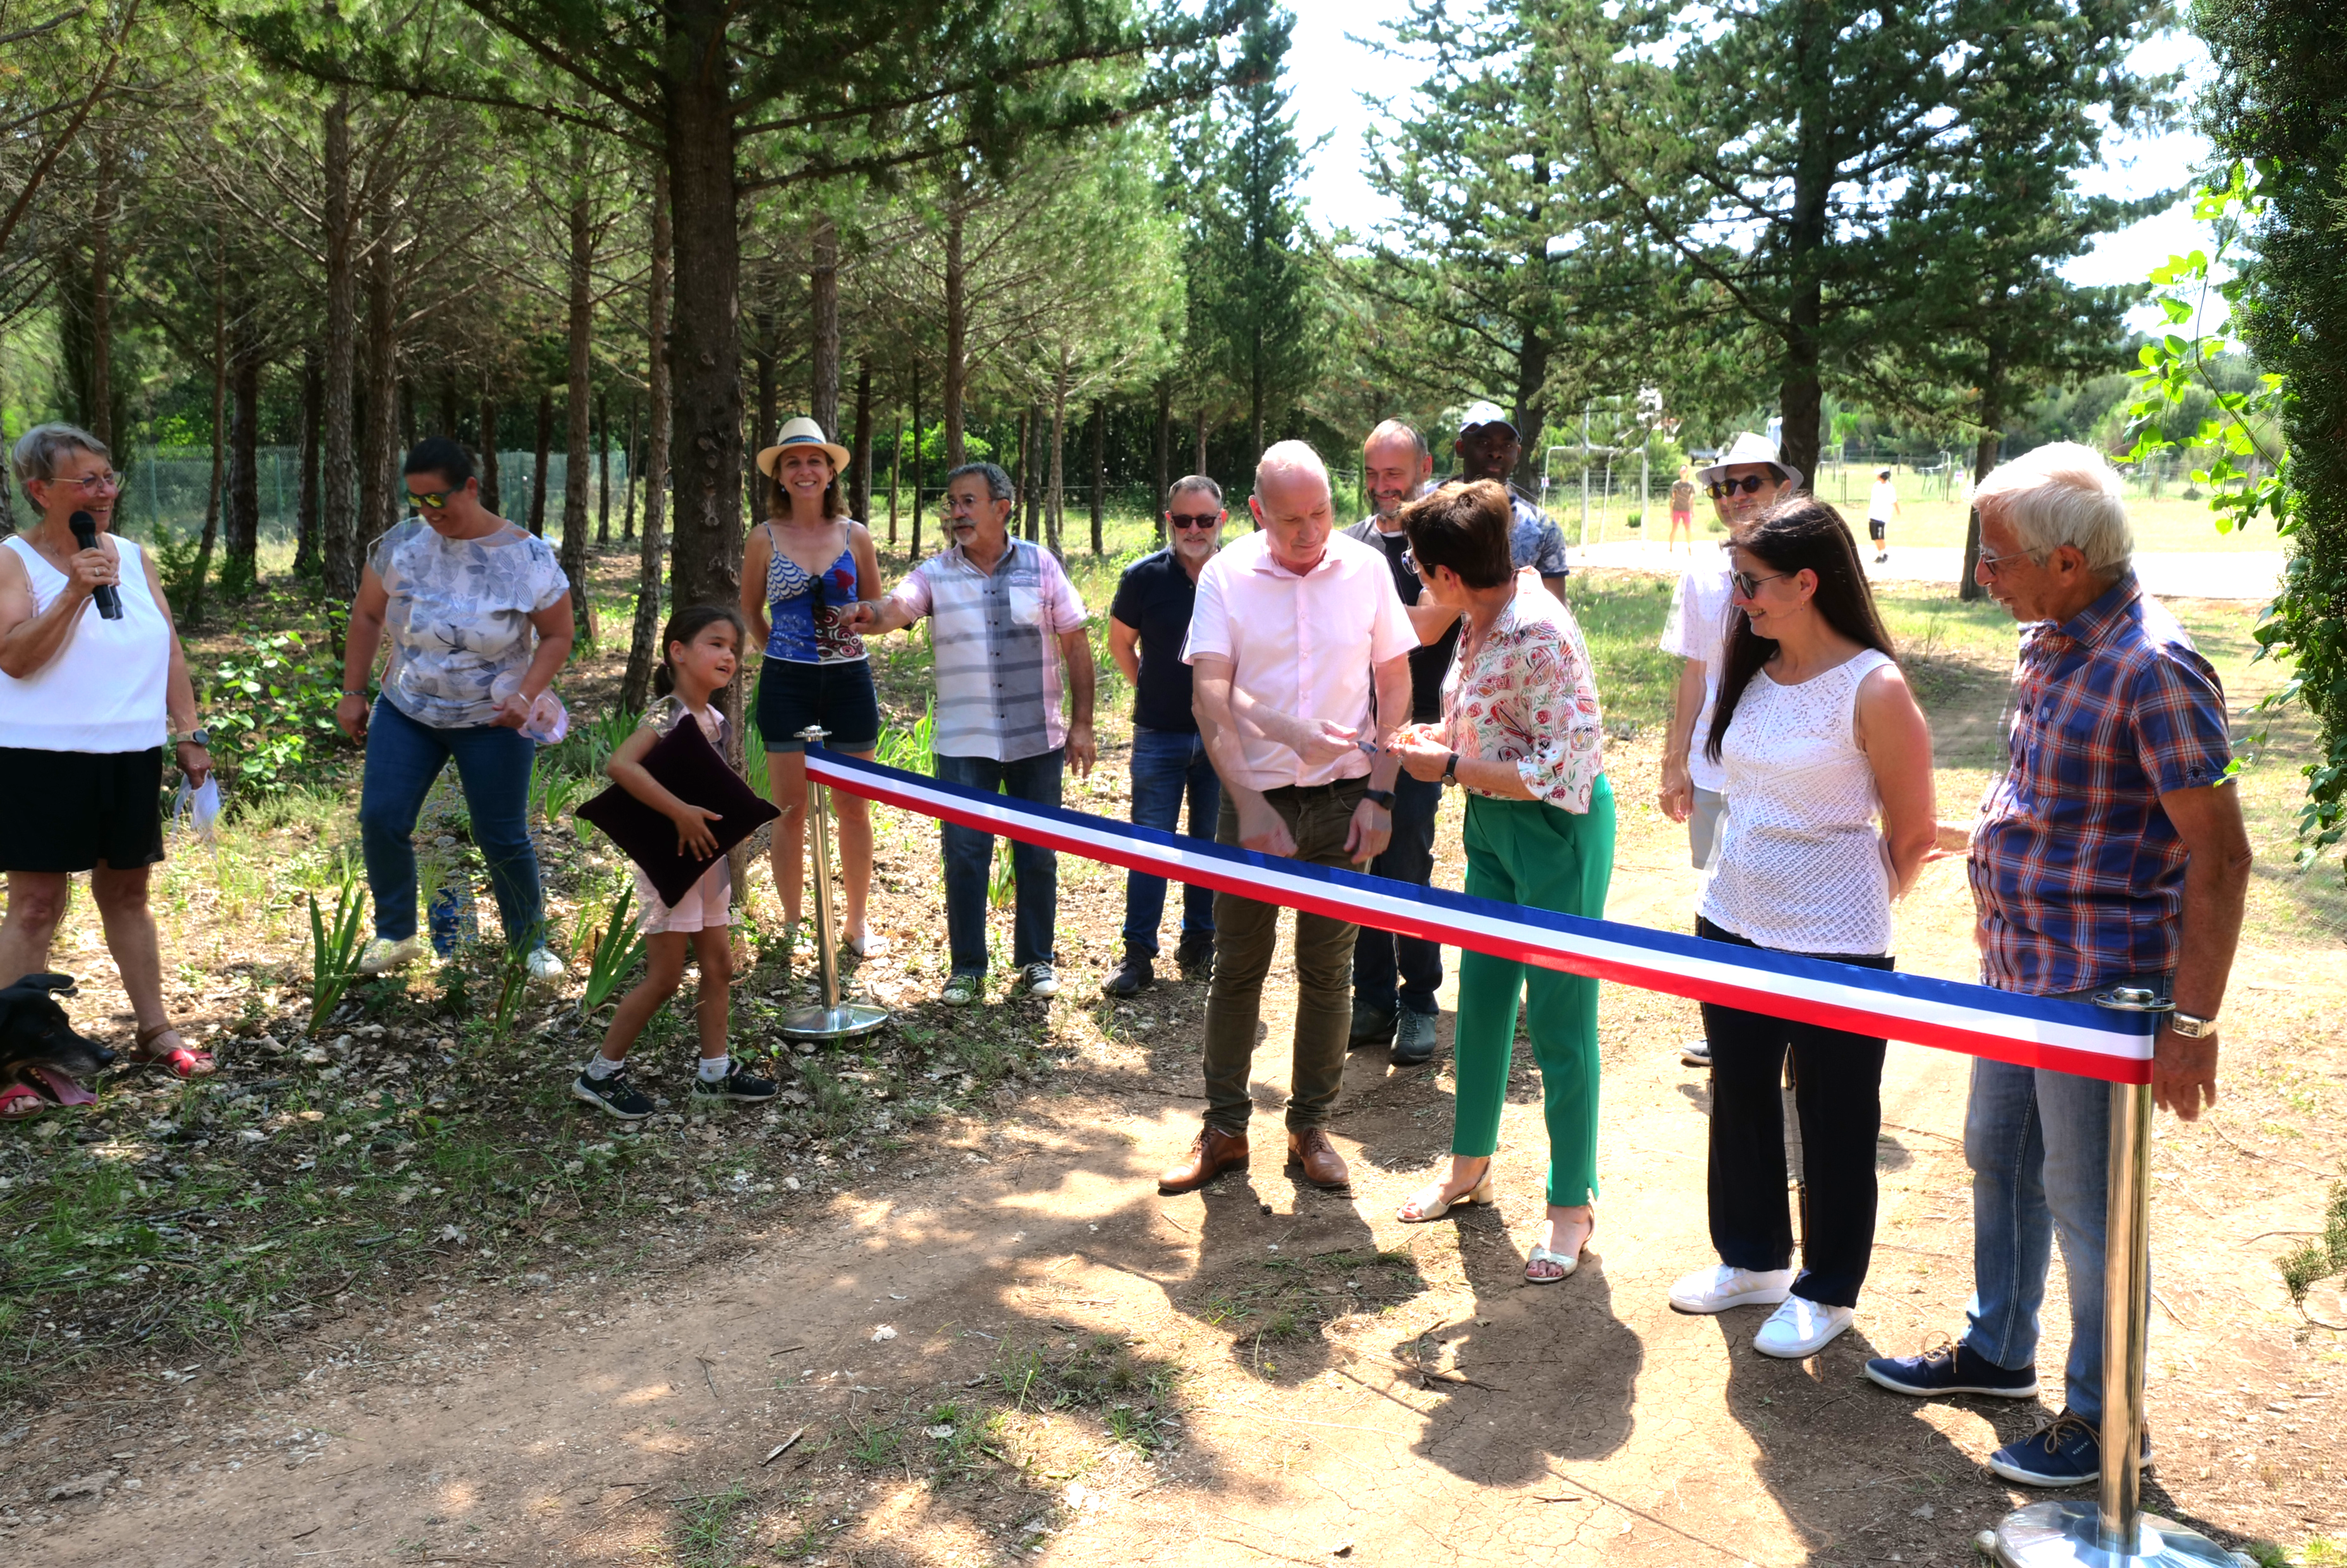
1985, 987, 2245, 1568
778, 726, 890, 1043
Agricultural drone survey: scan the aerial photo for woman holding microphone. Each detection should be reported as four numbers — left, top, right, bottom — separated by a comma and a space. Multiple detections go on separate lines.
0, 424, 215, 1113
739, 418, 884, 957
1388, 480, 1612, 1283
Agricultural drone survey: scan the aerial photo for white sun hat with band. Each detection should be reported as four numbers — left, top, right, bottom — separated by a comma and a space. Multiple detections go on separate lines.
1696, 430, 1802, 494
757, 416, 851, 479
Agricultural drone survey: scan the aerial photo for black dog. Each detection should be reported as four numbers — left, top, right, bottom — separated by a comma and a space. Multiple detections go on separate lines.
0, 973, 116, 1106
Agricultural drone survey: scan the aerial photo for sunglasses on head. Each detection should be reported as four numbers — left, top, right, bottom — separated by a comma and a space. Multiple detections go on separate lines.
1707, 474, 1772, 499
1168, 512, 1220, 530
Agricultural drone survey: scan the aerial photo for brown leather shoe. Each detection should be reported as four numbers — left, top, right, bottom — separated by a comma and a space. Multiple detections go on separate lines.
1286, 1127, 1351, 1190
1158, 1125, 1249, 1194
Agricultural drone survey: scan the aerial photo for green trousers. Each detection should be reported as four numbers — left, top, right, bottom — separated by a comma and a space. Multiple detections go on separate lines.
1450, 777, 1616, 1208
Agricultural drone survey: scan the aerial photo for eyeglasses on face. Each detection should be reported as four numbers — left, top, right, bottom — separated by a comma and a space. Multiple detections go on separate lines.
51, 470, 121, 493
1401, 548, 1423, 578
1973, 546, 2047, 579
1167, 513, 1220, 530
407, 487, 456, 510
1730, 568, 1794, 599
1708, 474, 1771, 499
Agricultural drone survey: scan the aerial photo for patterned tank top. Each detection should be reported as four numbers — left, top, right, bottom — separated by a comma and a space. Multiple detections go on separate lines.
763, 524, 867, 665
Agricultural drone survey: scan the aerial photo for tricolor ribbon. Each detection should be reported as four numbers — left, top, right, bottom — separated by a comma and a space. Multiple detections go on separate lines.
806, 751, 2154, 1086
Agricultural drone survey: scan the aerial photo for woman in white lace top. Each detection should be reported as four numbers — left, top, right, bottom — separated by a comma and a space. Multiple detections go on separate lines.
1665, 497, 1936, 1361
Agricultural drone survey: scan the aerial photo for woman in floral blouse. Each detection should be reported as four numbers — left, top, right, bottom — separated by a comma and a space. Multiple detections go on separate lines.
1389, 480, 1613, 1283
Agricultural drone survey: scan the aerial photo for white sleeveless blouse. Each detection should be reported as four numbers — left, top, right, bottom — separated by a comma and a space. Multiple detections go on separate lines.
1698, 647, 1894, 955
0, 534, 171, 754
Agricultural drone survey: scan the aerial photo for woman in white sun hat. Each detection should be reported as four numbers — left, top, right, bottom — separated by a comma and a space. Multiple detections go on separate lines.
738, 417, 885, 959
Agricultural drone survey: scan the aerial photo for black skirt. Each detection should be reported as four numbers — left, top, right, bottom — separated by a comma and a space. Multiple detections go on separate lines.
0, 746, 166, 873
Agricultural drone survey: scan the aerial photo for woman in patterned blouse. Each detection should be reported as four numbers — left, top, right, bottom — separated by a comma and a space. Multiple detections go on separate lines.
1388, 480, 1613, 1283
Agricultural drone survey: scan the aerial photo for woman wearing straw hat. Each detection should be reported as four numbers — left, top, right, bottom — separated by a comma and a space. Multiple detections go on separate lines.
740, 419, 885, 958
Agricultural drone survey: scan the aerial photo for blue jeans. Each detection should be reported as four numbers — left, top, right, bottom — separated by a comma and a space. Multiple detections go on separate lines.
936, 749, 1063, 976
358, 697, 543, 952
1120, 727, 1219, 958
1352, 769, 1443, 1016
1961, 977, 2162, 1423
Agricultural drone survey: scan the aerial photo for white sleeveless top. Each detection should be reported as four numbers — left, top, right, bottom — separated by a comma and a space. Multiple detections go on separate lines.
1698, 647, 1894, 955
0, 534, 171, 754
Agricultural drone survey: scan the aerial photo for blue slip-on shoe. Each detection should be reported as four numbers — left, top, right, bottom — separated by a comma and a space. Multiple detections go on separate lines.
1865, 1338, 2039, 1399
1987, 1410, 2150, 1488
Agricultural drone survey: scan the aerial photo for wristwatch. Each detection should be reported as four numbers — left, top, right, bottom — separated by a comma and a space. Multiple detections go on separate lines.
1443, 752, 1459, 784
172, 727, 210, 749
2169, 1011, 2218, 1039
1363, 788, 1396, 811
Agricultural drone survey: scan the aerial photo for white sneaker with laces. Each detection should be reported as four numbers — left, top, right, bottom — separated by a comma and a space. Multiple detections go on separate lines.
1753, 1295, 1855, 1358
1668, 1262, 1797, 1314
1020, 962, 1060, 998
357, 935, 425, 976
525, 945, 567, 982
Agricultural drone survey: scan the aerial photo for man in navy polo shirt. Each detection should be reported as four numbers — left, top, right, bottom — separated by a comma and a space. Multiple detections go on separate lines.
1103, 475, 1227, 996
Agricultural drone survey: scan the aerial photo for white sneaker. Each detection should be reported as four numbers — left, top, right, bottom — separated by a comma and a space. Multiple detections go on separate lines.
1669, 1263, 1797, 1314
1020, 963, 1059, 998
357, 935, 425, 975
1753, 1295, 1855, 1358
525, 945, 567, 983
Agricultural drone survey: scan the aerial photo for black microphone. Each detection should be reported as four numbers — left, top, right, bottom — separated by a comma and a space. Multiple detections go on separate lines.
69, 511, 122, 621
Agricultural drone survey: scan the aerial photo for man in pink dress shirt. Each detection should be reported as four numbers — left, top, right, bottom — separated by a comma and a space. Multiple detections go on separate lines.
1158, 441, 1416, 1195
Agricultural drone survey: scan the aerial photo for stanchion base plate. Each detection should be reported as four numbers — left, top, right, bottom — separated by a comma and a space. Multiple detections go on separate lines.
778, 1001, 892, 1042
1989, 1502, 2252, 1568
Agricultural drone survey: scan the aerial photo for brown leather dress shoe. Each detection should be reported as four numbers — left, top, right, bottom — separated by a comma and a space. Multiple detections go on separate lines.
1158, 1125, 1249, 1194
1286, 1127, 1351, 1190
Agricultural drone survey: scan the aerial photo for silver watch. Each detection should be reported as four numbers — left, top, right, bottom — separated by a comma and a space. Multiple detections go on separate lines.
2168, 1011, 2218, 1039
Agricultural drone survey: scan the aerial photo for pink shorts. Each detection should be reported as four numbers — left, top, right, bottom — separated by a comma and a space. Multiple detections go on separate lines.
633, 857, 733, 934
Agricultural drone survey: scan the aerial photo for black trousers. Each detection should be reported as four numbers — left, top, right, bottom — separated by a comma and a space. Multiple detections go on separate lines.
1696, 916, 1893, 1309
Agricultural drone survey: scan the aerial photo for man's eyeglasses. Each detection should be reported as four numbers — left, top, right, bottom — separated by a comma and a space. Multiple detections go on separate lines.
407, 488, 457, 510
1974, 546, 2046, 579
1168, 513, 1220, 530
1730, 568, 1793, 598
1401, 548, 1422, 578
1707, 475, 1772, 499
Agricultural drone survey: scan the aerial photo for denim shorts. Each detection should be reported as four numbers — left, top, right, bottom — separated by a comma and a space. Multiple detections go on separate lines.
756, 656, 881, 753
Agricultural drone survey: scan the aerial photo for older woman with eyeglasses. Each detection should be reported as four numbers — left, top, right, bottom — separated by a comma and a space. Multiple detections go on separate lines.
335, 436, 575, 982
0, 424, 215, 1115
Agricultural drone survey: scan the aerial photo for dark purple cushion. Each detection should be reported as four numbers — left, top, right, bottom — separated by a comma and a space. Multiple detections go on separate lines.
575, 714, 780, 906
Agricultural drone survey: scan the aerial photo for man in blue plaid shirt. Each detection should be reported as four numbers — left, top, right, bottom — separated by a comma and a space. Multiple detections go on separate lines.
1863, 443, 2252, 1487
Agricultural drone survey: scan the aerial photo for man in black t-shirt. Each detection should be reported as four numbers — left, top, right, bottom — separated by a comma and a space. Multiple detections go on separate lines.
1103, 475, 1227, 996
1339, 419, 1448, 1063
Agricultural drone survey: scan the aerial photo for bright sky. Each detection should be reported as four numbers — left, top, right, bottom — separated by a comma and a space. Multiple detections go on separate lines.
1286, 3, 2222, 331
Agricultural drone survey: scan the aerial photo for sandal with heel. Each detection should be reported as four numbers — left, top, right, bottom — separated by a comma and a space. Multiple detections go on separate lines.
1397, 1163, 1496, 1224
1525, 1208, 1595, 1283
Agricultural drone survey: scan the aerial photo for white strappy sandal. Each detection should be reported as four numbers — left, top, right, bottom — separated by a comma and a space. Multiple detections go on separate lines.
1525, 1209, 1595, 1284
1397, 1163, 1495, 1223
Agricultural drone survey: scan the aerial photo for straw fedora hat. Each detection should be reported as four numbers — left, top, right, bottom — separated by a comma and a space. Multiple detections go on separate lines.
1696, 430, 1803, 493
756, 417, 850, 480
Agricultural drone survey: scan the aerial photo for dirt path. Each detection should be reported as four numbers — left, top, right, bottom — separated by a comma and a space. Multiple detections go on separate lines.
8, 733, 2344, 1567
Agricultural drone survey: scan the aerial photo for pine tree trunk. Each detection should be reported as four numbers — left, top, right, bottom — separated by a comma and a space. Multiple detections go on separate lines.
622, 166, 673, 714
225, 325, 261, 582
943, 202, 965, 470
88, 125, 114, 450
1194, 406, 1206, 477
620, 396, 640, 544
1089, 400, 1106, 556
1153, 379, 1170, 499
596, 389, 611, 548
909, 357, 923, 561
321, 91, 360, 599
849, 358, 873, 526
1961, 379, 2002, 604
1046, 372, 1068, 560
295, 346, 322, 575
357, 186, 400, 551
811, 216, 839, 438
1024, 406, 1043, 543
1012, 408, 1031, 539
190, 259, 225, 626
479, 388, 502, 515
752, 303, 776, 519
560, 169, 596, 640
660, 10, 746, 622
527, 388, 552, 537
886, 403, 901, 547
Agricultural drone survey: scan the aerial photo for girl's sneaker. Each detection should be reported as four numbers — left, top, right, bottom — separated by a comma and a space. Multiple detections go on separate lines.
690, 1065, 780, 1104
573, 1069, 653, 1120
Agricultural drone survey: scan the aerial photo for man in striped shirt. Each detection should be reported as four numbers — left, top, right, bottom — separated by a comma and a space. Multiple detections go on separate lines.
1863, 443, 2250, 1489
848, 463, 1095, 1005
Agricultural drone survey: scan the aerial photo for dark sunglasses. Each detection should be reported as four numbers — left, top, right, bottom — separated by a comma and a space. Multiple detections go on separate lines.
1707, 475, 1771, 499
1168, 513, 1220, 530
1731, 568, 1794, 598
407, 487, 456, 510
